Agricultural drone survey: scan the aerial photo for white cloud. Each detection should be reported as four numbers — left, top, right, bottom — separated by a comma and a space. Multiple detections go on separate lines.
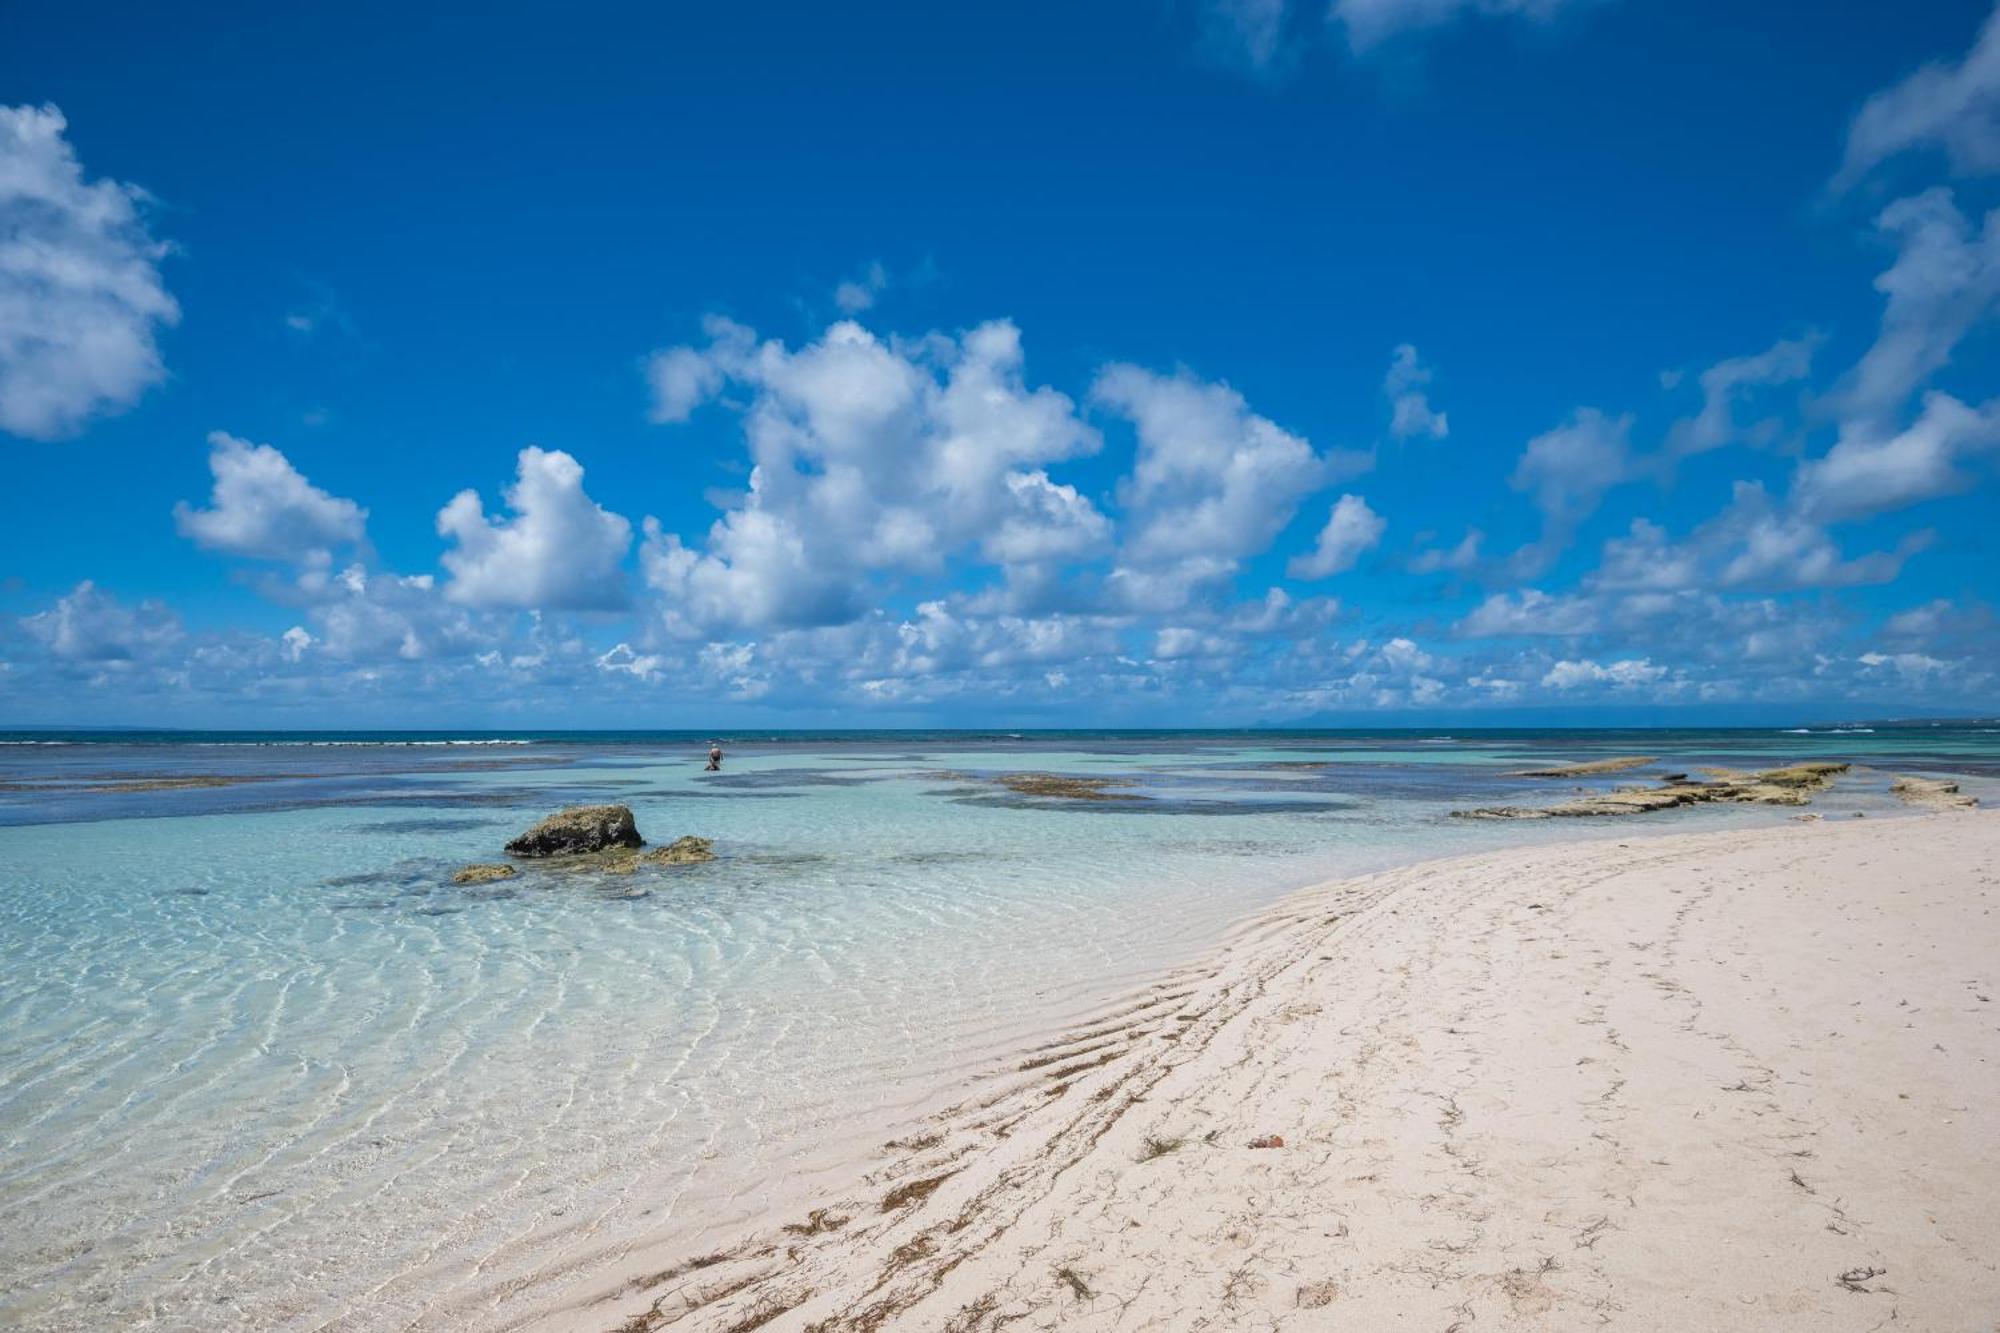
1458, 588, 1597, 637
982, 470, 1111, 565
1835, 5, 2000, 189
1589, 518, 1699, 592
1384, 343, 1448, 440
644, 315, 753, 424
1665, 336, 1815, 457
1835, 189, 2000, 432
642, 509, 860, 632
1410, 527, 1482, 574
1511, 407, 1634, 527
642, 318, 1103, 632
19, 580, 181, 661
597, 641, 665, 681
437, 446, 633, 611
833, 259, 889, 314
1587, 489, 1922, 597
293, 562, 495, 662
1094, 363, 1367, 609
1542, 657, 1666, 690
1332, 0, 1598, 53
1153, 625, 1236, 659
1289, 493, 1385, 578
1795, 390, 2000, 520
1858, 649, 1950, 681
0, 104, 179, 440
174, 432, 368, 562
1709, 482, 1929, 590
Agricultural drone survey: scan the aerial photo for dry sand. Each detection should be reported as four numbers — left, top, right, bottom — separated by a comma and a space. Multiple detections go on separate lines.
548, 811, 2000, 1333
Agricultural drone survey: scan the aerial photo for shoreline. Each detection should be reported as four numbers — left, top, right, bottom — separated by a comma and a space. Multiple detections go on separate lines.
506, 809, 2000, 1332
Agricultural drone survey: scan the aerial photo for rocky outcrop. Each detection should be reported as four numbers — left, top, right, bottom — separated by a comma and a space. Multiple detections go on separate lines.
505, 804, 643, 857
1890, 775, 1979, 811
1454, 763, 1851, 820
640, 835, 715, 865
453, 863, 519, 884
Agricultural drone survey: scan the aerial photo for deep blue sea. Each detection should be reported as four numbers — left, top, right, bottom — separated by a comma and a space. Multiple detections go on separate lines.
2, 727, 1994, 1328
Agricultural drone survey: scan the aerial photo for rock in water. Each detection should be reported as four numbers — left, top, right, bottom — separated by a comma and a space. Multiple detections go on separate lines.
640, 835, 715, 865
1890, 775, 1979, 810
505, 804, 643, 857
453, 863, 519, 884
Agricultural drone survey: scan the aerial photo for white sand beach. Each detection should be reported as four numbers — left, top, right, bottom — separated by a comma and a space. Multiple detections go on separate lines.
560, 810, 2000, 1332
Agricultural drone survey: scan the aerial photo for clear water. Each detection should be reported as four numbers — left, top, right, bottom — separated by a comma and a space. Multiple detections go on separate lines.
2, 728, 1995, 1329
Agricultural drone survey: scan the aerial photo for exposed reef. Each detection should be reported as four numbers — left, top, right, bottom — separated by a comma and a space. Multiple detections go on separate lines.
640, 835, 716, 865
991, 772, 1144, 801
504, 804, 643, 857
452, 863, 519, 884
483, 805, 716, 879
1890, 775, 1979, 811
1454, 762, 1849, 820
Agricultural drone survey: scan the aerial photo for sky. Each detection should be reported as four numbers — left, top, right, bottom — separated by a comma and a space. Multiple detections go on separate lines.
0, 0, 1996, 728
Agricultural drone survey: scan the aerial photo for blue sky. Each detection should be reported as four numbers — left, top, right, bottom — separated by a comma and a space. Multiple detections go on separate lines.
1, 0, 1996, 726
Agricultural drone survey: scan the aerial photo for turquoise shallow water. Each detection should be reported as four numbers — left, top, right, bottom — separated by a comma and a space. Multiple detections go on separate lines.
1, 729, 1996, 1328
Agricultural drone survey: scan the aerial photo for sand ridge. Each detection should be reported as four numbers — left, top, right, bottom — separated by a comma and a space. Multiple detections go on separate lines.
537, 812, 2000, 1332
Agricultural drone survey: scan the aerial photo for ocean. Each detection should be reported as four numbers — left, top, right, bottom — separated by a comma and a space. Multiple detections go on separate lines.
2, 727, 1995, 1328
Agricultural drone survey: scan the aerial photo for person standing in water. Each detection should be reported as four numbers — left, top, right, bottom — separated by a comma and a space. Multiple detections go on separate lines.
706, 743, 723, 772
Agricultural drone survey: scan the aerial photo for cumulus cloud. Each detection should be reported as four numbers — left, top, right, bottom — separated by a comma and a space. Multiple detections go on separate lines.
1589, 518, 1700, 593
0, 103, 179, 440
1289, 493, 1385, 578
1096, 363, 1367, 607
19, 580, 181, 661
642, 318, 1104, 633
289, 562, 495, 662
437, 446, 633, 611
1706, 483, 1928, 590
1384, 343, 1448, 440
1511, 407, 1634, 527
1588, 488, 1926, 596
1332, 0, 1600, 53
1795, 390, 2000, 520
1541, 657, 1666, 690
982, 470, 1111, 565
1458, 588, 1597, 637
174, 432, 368, 563
1505, 407, 1635, 573
1835, 5, 2000, 190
